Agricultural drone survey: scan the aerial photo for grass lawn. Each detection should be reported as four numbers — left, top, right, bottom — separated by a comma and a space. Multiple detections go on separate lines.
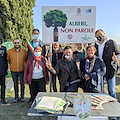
0, 76, 120, 120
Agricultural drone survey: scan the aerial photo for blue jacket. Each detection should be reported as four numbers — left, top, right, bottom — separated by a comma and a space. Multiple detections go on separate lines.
80, 57, 106, 93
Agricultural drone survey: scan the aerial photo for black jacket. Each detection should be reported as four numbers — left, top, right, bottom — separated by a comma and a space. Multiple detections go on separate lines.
95, 39, 120, 79
52, 45, 63, 67
27, 39, 46, 58
73, 49, 85, 60
0, 45, 8, 75
54, 55, 81, 91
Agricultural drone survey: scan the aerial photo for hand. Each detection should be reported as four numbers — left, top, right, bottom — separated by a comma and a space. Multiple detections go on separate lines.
46, 57, 52, 70
84, 74, 89, 80
46, 81, 49, 84
25, 83, 29, 85
47, 52, 52, 57
112, 52, 117, 62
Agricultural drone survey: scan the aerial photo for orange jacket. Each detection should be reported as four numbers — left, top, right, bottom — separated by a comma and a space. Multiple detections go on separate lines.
7, 47, 28, 72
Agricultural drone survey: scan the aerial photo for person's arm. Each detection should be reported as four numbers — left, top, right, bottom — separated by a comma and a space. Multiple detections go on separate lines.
113, 40, 120, 60
24, 59, 29, 84
98, 59, 106, 76
4, 47, 8, 70
46, 56, 56, 74
80, 59, 86, 79
49, 67, 56, 74
87, 58, 106, 79
7, 50, 11, 64
42, 45, 46, 57
25, 50, 28, 62
27, 45, 30, 57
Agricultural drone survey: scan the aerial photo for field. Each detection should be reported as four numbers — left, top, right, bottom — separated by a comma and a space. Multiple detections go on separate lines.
0, 76, 120, 120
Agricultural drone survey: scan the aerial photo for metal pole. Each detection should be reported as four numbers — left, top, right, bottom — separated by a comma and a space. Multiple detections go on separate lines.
85, 43, 88, 57
49, 43, 52, 92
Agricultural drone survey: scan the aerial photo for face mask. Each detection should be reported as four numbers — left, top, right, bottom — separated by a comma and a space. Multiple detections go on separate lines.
34, 35, 39, 40
34, 52, 41, 57
96, 35, 104, 41
77, 49, 83, 53
64, 54, 72, 59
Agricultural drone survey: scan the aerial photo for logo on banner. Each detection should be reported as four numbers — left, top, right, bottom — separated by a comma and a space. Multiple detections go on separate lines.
86, 9, 91, 13
74, 95, 91, 119
67, 8, 73, 13
67, 34, 73, 39
76, 8, 81, 15
81, 35, 91, 41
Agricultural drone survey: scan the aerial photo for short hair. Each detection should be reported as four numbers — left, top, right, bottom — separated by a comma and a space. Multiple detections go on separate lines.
13, 38, 20, 42
86, 45, 96, 53
32, 29, 40, 33
95, 29, 105, 34
64, 46, 72, 51
76, 43, 83, 45
34, 46, 42, 52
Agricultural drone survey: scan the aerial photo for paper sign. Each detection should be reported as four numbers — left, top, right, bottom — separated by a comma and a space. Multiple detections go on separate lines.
42, 6, 96, 43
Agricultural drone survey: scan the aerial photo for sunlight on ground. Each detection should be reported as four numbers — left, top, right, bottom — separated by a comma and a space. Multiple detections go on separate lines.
4, 76, 120, 103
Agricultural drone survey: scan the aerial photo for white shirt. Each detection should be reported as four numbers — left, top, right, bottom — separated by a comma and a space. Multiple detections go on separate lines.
96, 37, 108, 60
32, 60, 44, 79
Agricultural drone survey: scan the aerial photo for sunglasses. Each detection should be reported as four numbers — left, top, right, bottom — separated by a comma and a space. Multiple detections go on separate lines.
14, 42, 20, 44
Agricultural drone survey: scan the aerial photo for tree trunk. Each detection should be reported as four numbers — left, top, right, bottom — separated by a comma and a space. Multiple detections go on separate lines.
53, 27, 58, 42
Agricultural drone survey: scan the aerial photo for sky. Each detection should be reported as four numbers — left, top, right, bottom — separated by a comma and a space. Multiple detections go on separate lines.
32, 0, 120, 44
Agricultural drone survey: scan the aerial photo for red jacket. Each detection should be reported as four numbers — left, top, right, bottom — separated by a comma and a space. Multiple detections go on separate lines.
24, 56, 49, 85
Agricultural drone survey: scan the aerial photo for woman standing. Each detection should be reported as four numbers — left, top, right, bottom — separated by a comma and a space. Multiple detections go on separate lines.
80, 45, 106, 93
24, 46, 49, 102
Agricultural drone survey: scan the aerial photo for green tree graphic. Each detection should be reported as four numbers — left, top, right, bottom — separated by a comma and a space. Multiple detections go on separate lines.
43, 9, 67, 42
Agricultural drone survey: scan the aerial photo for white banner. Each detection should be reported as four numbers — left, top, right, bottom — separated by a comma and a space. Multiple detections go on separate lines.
42, 6, 96, 43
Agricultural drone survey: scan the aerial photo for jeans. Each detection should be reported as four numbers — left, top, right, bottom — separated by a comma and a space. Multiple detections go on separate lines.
106, 75, 116, 98
11, 71, 25, 99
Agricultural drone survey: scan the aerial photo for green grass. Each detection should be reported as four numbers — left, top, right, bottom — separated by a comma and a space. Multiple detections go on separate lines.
0, 76, 120, 120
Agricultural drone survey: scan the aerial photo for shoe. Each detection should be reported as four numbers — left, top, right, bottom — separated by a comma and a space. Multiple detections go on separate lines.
1, 99, 7, 104
21, 98, 25, 102
13, 98, 18, 103
27, 98, 32, 103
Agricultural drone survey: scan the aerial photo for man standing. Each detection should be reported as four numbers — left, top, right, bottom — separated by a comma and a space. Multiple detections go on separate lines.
27, 29, 46, 57
27, 29, 46, 102
7, 38, 28, 102
0, 44, 8, 104
46, 46, 81, 92
73, 43, 85, 60
95, 29, 120, 98
47, 43, 63, 92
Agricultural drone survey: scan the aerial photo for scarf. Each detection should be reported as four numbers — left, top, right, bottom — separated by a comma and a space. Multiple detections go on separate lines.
33, 55, 43, 69
85, 55, 96, 73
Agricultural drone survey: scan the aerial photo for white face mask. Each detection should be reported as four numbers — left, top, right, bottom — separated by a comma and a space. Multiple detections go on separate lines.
77, 49, 83, 53
64, 54, 72, 59
34, 52, 41, 57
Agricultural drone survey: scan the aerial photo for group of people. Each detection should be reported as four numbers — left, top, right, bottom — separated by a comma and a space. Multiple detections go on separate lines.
0, 28, 120, 105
